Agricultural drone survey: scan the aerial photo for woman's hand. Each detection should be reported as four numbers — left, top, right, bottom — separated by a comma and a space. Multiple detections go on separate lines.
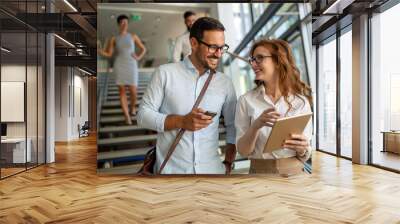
253, 108, 280, 130
283, 134, 310, 157
132, 54, 140, 60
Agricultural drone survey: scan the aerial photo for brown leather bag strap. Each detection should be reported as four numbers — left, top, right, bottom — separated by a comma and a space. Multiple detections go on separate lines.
158, 69, 215, 174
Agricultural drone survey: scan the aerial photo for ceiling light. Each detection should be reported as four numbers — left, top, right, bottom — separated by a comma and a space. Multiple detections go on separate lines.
1, 47, 11, 53
322, 0, 354, 15
54, 34, 75, 48
63, 0, 78, 12
78, 67, 92, 76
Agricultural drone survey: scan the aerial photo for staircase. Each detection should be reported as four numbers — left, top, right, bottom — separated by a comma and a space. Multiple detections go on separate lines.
97, 69, 249, 174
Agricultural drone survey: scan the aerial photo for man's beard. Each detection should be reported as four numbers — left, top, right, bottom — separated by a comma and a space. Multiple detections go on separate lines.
195, 51, 210, 71
186, 26, 191, 32
195, 53, 218, 70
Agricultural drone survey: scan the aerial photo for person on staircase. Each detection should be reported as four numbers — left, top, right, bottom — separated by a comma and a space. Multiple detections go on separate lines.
235, 39, 313, 176
137, 17, 237, 174
172, 11, 197, 63
98, 14, 146, 125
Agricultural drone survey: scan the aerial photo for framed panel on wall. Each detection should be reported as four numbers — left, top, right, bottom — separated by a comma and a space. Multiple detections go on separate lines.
1, 81, 25, 122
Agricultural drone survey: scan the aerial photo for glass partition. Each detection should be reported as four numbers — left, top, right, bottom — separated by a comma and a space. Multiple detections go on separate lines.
317, 37, 337, 155
0, 0, 46, 179
371, 3, 400, 171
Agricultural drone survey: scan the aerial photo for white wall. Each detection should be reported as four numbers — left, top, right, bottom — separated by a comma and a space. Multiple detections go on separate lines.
54, 67, 89, 141
55, 66, 67, 141
72, 73, 89, 138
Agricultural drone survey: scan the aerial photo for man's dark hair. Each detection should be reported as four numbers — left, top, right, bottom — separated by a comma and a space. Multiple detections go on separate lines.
183, 11, 196, 19
189, 17, 225, 40
117, 14, 129, 24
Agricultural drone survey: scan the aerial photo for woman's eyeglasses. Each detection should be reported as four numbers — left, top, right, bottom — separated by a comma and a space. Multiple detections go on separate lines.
248, 55, 273, 64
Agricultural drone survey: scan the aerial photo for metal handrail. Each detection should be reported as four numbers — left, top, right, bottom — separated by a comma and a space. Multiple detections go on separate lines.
96, 72, 109, 130
225, 51, 249, 64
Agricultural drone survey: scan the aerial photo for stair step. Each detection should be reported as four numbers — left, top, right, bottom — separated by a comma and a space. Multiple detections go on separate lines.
101, 108, 139, 115
108, 81, 149, 89
99, 125, 150, 134
97, 163, 142, 174
99, 115, 137, 124
218, 140, 226, 148
107, 95, 143, 101
98, 134, 157, 147
107, 80, 149, 84
107, 86, 147, 91
107, 90, 145, 96
103, 100, 142, 108
97, 146, 152, 161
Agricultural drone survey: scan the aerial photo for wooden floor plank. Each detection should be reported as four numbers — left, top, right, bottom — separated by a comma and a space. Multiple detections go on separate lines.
1, 135, 400, 223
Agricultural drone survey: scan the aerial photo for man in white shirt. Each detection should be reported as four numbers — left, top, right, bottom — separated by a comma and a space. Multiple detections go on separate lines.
137, 17, 237, 174
172, 11, 196, 62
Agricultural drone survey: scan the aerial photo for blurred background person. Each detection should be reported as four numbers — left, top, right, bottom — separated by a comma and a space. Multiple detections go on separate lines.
172, 11, 197, 62
98, 14, 146, 125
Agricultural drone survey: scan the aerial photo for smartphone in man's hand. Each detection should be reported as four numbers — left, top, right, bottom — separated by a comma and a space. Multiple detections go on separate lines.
204, 111, 217, 117
204, 111, 217, 118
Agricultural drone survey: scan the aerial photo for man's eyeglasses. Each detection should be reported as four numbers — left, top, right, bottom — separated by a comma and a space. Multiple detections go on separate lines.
197, 38, 229, 54
248, 55, 273, 65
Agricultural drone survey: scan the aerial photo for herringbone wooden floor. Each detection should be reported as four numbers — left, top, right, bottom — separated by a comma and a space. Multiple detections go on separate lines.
1, 135, 400, 223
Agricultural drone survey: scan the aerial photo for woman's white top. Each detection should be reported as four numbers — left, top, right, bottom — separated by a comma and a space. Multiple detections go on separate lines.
235, 85, 313, 159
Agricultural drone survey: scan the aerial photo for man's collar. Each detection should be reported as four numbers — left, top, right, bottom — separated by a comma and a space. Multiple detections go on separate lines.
182, 56, 211, 76
183, 55, 197, 72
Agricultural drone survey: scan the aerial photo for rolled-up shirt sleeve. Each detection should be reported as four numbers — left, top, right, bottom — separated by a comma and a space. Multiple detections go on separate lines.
137, 67, 167, 132
172, 36, 183, 63
222, 81, 237, 145
234, 95, 250, 145
297, 98, 313, 162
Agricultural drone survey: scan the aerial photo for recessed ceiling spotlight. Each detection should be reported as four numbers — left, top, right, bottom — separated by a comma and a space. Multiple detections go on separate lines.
54, 34, 75, 48
63, 0, 78, 12
1, 47, 11, 53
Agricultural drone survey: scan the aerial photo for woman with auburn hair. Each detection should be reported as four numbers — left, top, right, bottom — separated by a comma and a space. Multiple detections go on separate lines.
235, 39, 313, 175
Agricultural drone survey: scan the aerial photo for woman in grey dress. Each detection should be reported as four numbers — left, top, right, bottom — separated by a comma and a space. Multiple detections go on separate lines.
98, 15, 146, 125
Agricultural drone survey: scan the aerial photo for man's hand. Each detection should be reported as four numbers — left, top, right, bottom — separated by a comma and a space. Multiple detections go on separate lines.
179, 108, 213, 131
224, 161, 233, 175
224, 144, 236, 175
